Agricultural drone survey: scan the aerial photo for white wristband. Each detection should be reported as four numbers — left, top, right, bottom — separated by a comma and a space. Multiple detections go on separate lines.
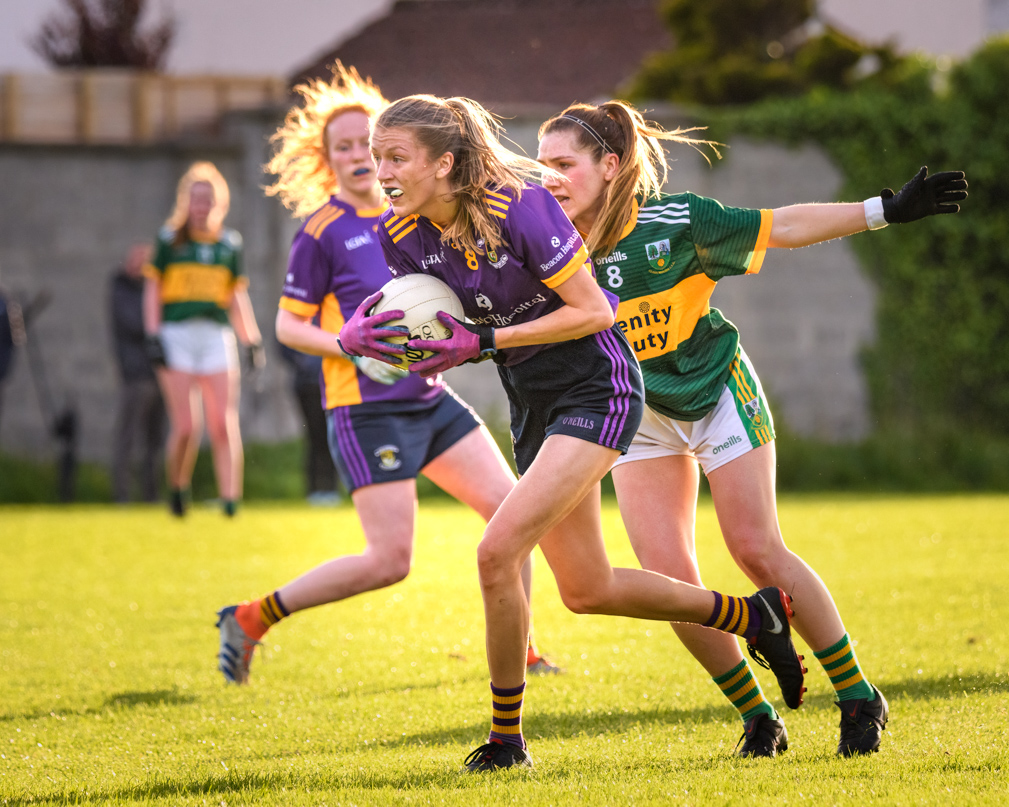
863, 196, 888, 230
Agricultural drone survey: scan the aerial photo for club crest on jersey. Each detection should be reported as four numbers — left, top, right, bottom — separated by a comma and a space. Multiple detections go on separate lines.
646, 239, 673, 273
743, 398, 765, 427
375, 444, 402, 471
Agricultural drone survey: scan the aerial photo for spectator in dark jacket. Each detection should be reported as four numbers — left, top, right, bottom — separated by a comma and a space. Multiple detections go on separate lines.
0, 286, 13, 434
110, 243, 166, 502
0, 269, 25, 436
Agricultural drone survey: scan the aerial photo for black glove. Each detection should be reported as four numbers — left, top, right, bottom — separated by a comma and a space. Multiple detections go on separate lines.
455, 317, 498, 364
144, 334, 166, 368
246, 341, 267, 371
881, 166, 968, 224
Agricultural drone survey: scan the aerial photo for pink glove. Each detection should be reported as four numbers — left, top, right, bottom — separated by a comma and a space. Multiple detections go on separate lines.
337, 290, 408, 363
408, 312, 496, 379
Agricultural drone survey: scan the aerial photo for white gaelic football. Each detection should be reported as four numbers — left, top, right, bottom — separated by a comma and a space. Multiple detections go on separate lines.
371, 274, 465, 364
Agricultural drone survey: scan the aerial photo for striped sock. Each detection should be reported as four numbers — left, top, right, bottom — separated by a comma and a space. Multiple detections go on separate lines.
488, 681, 526, 749
713, 659, 777, 723
703, 592, 761, 640
814, 633, 874, 702
235, 591, 289, 641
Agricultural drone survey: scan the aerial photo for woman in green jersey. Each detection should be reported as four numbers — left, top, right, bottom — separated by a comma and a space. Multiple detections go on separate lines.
537, 102, 966, 758
143, 161, 265, 517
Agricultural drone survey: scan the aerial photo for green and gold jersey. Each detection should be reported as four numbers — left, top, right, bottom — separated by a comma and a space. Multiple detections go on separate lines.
593, 192, 772, 421
144, 227, 246, 324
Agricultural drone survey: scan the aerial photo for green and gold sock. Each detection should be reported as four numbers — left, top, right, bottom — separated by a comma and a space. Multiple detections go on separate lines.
714, 659, 777, 722
814, 633, 874, 702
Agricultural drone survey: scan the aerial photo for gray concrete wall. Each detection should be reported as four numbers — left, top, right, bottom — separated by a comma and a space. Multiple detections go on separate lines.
0, 107, 876, 470
0, 108, 305, 468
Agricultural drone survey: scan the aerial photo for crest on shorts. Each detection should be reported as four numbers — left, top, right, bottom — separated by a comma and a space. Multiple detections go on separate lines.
645, 239, 672, 273
743, 398, 765, 427
375, 444, 402, 471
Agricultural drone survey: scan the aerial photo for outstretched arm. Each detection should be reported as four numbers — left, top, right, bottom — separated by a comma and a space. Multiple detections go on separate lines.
768, 202, 867, 249
768, 166, 967, 249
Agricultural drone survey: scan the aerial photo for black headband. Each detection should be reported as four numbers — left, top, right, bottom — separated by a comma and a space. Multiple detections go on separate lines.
560, 114, 614, 154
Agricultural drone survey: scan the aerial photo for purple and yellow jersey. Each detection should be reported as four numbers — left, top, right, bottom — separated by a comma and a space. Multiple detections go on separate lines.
144, 227, 246, 325
592, 192, 772, 420
377, 183, 613, 366
278, 197, 444, 410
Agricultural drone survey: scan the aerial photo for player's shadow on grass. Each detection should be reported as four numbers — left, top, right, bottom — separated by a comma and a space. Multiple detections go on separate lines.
390, 669, 1009, 747
790, 669, 1009, 712
0, 688, 196, 723
394, 701, 734, 748
103, 688, 198, 709
331, 670, 488, 700
4, 770, 290, 807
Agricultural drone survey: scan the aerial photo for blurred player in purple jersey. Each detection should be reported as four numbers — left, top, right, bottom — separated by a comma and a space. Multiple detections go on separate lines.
142, 162, 266, 518
214, 64, 559, 686
370, 94, 806, 772
538, 100, 967, 757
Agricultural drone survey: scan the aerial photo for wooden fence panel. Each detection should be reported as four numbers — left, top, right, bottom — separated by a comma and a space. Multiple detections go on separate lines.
0, 71, 287, 144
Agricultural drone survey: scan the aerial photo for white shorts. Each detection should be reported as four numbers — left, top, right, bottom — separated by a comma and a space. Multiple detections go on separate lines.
161, 319, 238, 375
614, 347, 775, 475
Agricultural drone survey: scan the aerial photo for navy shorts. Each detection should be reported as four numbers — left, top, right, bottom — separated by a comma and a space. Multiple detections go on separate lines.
326, 389, 482, 493
497, 326, 644, 475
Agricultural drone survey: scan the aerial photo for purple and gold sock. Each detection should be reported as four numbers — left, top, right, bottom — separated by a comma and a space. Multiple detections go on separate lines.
488, 681, 526, 749
704, 592, 762, 640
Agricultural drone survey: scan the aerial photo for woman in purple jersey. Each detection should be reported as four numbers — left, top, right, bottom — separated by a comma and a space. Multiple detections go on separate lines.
368, 94, 806, 772
214, 65, 559, 686
537, 100, 967, 757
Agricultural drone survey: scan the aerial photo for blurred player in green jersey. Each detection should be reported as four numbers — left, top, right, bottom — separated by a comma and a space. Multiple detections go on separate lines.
143, 162, 266, 517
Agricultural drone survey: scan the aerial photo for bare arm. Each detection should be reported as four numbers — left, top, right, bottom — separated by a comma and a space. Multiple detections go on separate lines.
142, 276, 162, 335
767, 167, 968, 249
228, 286, 263, 347
767, 203, 868, 249
275, 307, 348, 359
494, 268, 614, 350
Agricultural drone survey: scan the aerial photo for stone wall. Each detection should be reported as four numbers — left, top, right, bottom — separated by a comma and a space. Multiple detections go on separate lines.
0, 106, 876, 470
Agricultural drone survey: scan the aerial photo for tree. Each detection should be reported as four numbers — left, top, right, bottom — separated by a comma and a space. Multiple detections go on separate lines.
31, 0, 175, 70
632, 0, 904, 105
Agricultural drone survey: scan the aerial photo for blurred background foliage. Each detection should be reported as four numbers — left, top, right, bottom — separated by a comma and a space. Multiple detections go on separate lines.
708, 37, 1009, 442
631, 0, 907, 105
4, 6, 1009, 501
629, 0, 1009, 491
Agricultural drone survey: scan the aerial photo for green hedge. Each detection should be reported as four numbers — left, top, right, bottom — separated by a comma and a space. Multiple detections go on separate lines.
709, 37, 1009, 440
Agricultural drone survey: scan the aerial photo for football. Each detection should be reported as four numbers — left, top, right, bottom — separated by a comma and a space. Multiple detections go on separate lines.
371, 274, 465, 364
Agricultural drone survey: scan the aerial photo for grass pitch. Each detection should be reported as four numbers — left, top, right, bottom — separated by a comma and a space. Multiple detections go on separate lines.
1, 495, 1007, 805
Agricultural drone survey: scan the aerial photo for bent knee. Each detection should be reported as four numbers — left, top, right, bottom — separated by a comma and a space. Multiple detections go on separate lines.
366, 549, 412, 588
558, 584, 611, 616
729, 534, 788, 582
476, 536, 524, 588
204, 419, 231, 446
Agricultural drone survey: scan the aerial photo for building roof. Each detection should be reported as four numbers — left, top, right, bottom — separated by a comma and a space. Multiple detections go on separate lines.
292, 0, 671, 109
